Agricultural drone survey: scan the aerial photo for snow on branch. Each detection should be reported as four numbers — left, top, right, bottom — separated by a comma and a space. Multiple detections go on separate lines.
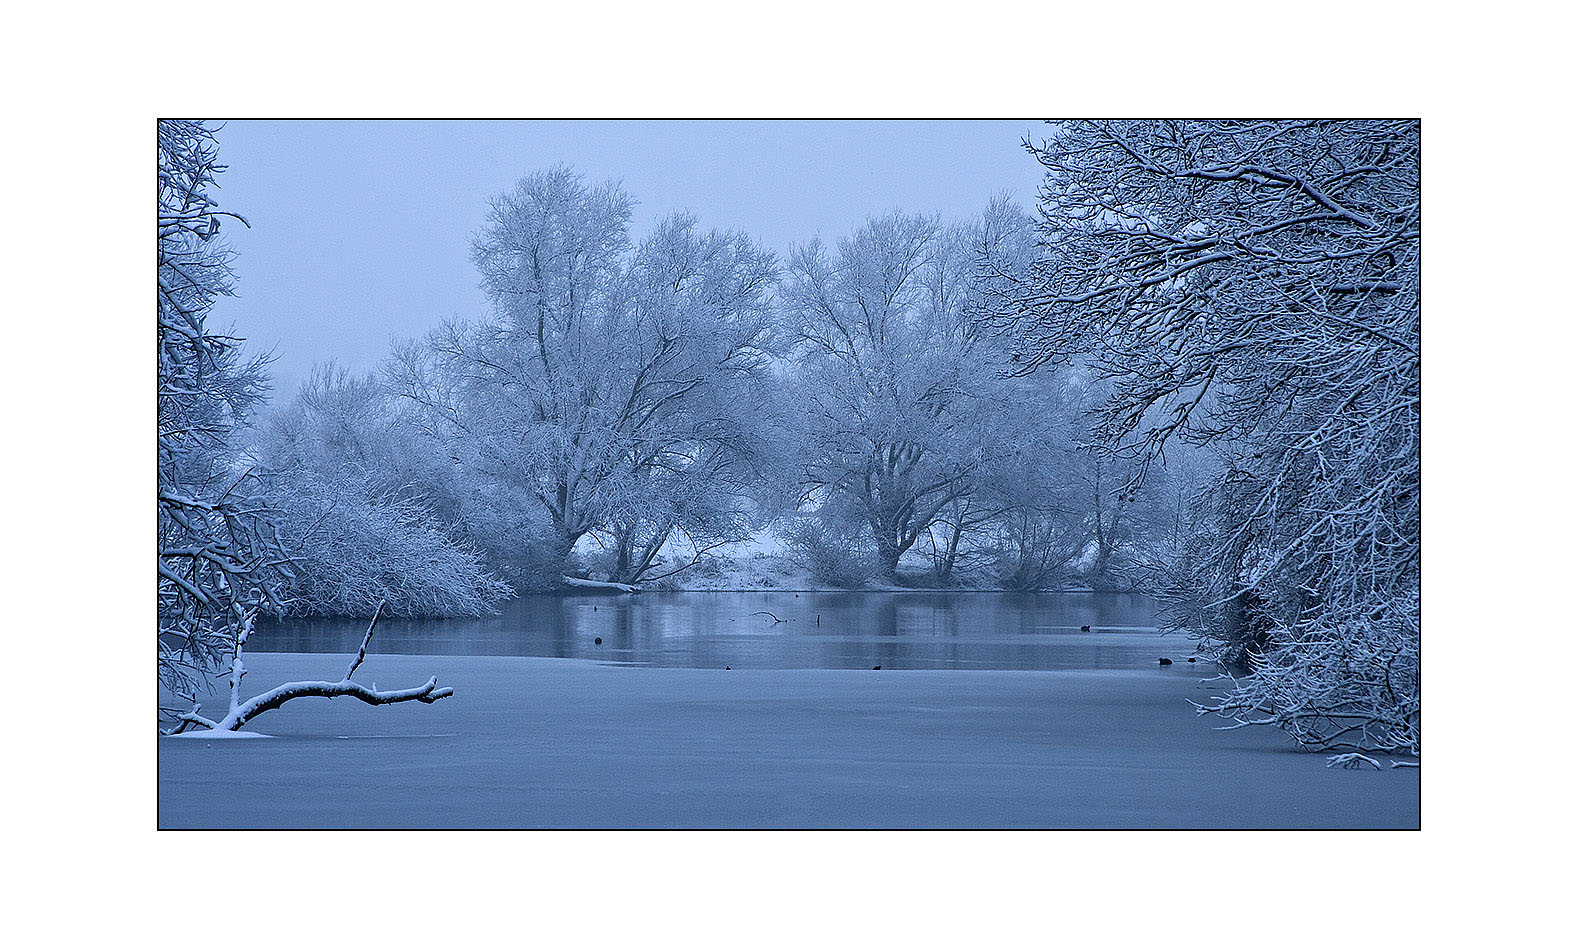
344, 601, 385, 681
562, 575, 641, 593
160, 693, 219, 735
215, 675, 454, 733
1325, 753, 1381, 770
166, 599, 454, 735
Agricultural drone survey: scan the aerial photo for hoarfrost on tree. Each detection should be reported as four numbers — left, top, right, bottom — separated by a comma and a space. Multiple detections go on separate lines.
992, 119, 1420, 755
391, 167, 780, 587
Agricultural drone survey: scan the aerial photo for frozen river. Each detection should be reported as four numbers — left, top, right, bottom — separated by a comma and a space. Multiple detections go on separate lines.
249, 591, 1181, 671
164, 593, 1419, 829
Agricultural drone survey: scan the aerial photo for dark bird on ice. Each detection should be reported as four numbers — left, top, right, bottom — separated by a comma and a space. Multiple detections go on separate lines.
594, 637, 602, 645
872, 665, 882, 670
1158, 657, 1172, 665
1080, 625, 1091, 632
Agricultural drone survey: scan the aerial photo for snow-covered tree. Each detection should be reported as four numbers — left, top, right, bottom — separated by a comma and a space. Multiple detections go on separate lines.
784, 212, 1014, 581
997, 120, 1420, 755
780, 199, 1088, 585
158, 120, 290, 705
392, 167, 780, 587
921, 198, 1056, 585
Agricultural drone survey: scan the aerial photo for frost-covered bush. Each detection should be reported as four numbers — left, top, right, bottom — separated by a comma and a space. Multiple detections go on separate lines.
158, 123, 461, 736
256, 366, 512, 616
782, 516, 879, 588
992, 511, 1080, 591
271, 474, 511, 616
484, 527, 572, 593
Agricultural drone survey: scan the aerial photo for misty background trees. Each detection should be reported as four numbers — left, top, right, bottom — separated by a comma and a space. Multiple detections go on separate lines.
783, 211, 1004, 582
364, 167, 1181, 595
161, 120, 1420, 754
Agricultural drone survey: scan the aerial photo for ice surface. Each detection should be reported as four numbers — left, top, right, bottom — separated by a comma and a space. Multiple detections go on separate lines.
158, 653, 1420, 829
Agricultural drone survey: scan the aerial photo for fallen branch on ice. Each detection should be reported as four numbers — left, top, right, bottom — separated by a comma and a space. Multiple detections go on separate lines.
163, 600, 454, 734
562, 575, 641, 594
752, 611, 786, 624
215, 676, 454, 732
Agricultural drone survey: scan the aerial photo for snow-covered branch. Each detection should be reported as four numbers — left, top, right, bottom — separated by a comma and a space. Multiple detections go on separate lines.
562, 575, 641, 593
170, 599, 454, 735
344, 601, 384, 681
214, 676, 454, 733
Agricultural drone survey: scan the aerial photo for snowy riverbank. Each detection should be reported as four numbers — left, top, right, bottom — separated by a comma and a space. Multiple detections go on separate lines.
159, 653, 1419, 828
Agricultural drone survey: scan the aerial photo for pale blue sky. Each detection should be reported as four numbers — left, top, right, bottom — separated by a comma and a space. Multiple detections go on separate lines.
208, 119, 1049, 396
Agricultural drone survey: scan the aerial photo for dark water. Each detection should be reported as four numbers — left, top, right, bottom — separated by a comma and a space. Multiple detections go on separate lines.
250, 592, 1182, 671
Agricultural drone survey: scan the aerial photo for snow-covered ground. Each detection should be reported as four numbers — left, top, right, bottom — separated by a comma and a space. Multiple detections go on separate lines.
159, 652, 1420, 828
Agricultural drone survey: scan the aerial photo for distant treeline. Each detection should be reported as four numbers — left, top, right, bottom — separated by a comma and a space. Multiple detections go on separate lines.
252, 168, 1211, 611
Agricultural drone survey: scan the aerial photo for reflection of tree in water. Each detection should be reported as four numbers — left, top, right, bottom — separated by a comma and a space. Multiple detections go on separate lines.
248, 593, 1166, 670
870, 598, 901, 669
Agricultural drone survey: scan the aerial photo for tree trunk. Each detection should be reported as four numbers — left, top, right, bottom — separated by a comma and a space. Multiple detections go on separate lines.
875, 530, 902, 581
613, 530, 633, 583
549, 523, 581, 567
932, 517, 963, 583
941, 518, 963, 580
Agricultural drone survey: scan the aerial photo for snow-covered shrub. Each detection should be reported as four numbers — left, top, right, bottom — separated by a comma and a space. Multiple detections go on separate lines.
782, 516, 879, 588
270, 473, 511, 616
256, 366, 512, 616
491, 530, 576, 593
158, 122, 458, 736
992, 510, 1080, 591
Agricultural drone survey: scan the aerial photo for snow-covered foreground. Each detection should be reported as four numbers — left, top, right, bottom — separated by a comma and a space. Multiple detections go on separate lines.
158, 653, 1419, 828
